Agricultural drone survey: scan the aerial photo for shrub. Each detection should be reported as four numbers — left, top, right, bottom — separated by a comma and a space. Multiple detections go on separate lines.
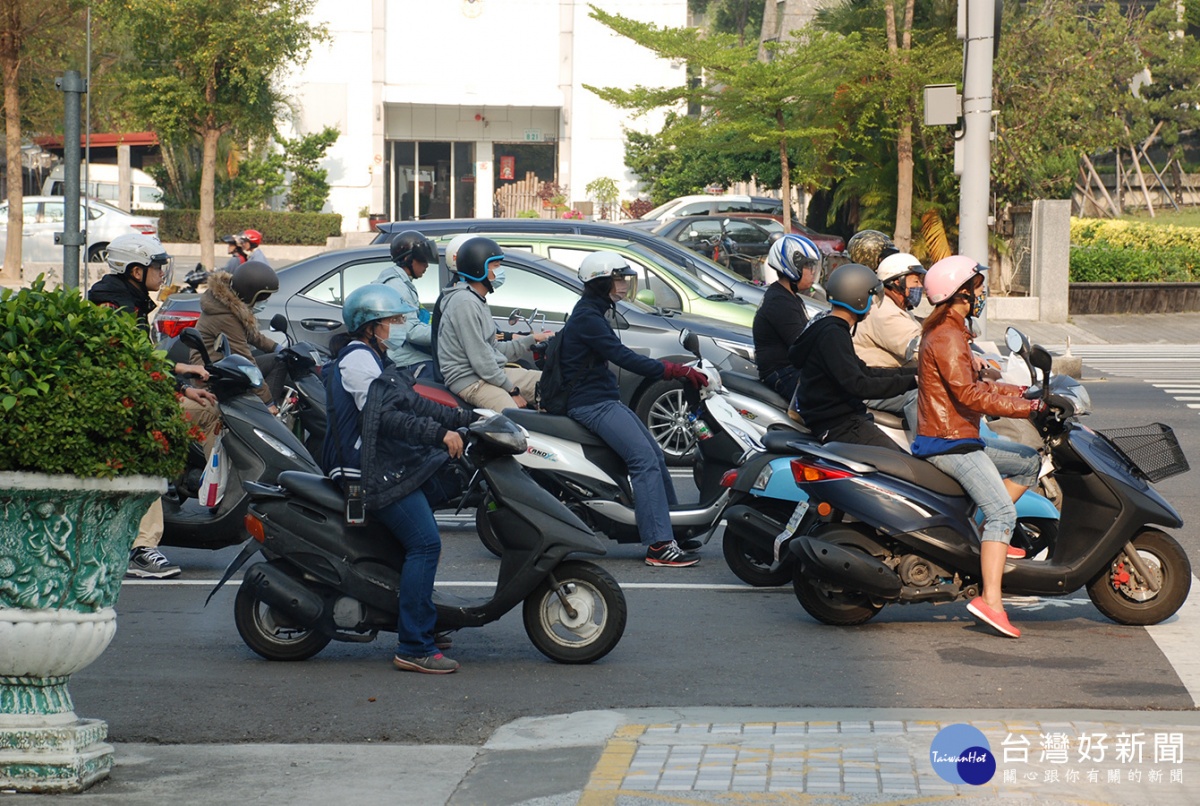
156, 210, 343, 245
0, 279, 191, 479
1069, 218, 1200, 282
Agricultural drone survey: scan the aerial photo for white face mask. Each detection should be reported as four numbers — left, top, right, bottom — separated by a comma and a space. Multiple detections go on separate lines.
610, 277, 630, 303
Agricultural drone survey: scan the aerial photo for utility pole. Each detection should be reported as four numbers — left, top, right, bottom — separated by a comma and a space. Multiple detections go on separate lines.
55, 70, 87, 289
958, 0, 997, 336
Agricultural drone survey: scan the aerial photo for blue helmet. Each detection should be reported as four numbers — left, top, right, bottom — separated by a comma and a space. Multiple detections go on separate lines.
342, 283, 417, 335
767, 234, 821, 282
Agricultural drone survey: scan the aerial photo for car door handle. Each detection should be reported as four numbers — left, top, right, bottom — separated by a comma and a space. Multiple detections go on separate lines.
301, 318, 342, 332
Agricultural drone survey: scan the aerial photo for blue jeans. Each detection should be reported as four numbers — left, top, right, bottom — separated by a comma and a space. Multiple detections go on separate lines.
569, 399, 677, 546
762, 366, 800, 400
369, 488, 443, 656
924, 438, 1040, 545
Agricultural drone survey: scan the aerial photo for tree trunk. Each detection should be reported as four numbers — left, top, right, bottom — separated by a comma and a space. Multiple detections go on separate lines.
895, 113, 914, 251
777, 110, 791, 234
0, 0, 22, 277
199, 126, 218, 270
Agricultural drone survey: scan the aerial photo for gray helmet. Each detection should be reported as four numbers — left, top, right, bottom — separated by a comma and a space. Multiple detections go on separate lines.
825, 263, 884, 316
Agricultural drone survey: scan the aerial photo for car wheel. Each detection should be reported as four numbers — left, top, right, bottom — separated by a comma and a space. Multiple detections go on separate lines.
87, 244, 109, 263
634, 379, 696, 466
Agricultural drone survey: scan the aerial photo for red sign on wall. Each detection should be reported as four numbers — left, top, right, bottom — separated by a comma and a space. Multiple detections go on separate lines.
499, 156, 515, 181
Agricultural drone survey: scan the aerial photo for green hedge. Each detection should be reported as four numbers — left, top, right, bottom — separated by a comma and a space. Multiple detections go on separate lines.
153, 210, 343, 246
1070, 217, 1200, 282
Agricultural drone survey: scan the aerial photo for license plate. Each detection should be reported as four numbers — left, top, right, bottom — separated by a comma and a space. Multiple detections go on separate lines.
774, 500, 809, 562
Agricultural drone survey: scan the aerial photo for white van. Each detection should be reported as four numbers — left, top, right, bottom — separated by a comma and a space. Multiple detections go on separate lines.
42, 163, 164, 211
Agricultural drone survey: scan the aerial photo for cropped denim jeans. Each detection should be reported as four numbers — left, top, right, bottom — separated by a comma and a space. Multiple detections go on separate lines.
924, 437, 1040, 545
569, 399, 677, 546
370, 487, 443, 657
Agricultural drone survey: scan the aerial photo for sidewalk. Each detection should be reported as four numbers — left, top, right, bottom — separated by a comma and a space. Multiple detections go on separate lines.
987, 312, 1200, 348
21, 708, 1200, 805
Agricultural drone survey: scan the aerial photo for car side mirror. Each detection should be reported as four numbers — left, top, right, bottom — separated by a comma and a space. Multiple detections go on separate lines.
179, 327, 211, 366
636, 288, 656, 306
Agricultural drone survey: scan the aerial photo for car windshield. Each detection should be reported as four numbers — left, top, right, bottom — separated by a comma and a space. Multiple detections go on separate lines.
625, 244, 715, 297
656, 241, 748, 295
640, 199, 680, 220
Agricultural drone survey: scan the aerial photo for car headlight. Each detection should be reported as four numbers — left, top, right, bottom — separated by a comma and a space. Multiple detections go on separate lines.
712, 338, 755, 363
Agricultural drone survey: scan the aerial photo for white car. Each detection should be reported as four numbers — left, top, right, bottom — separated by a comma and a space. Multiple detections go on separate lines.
623, 194, 788, 231
0, 196, 159, 264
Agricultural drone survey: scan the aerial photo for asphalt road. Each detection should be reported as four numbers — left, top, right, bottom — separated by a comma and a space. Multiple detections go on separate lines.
70, 368, 1200, 747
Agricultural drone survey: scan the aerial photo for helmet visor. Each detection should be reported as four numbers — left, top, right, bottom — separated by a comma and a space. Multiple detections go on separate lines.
150, 254, 174, 287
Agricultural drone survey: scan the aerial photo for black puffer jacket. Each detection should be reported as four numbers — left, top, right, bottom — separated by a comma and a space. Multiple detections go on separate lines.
789, 313, 916, 435
358, 365, 474, 510
87, 274, 154, 332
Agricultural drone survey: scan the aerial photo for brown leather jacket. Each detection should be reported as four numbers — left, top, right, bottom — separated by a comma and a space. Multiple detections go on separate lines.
916, 308, 1035, 440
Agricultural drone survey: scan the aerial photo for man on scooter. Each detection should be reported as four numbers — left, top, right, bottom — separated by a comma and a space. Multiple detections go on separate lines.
557, 251, 709, 567
323, 283, 475, 674
753, 234, 822, 399
789, 263, 917, 450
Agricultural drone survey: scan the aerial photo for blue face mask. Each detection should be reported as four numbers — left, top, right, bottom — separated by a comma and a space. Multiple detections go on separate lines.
381, 331, 407, 351
905, 286, 924, 310
491, 265, 506, 290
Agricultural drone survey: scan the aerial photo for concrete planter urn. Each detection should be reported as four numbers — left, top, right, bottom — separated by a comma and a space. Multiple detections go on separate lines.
0, 472, 164, 793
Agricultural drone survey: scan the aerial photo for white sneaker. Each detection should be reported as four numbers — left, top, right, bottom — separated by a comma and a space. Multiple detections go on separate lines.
127, 547, 181, 579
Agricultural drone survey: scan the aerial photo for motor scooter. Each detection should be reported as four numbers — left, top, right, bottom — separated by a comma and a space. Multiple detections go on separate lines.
782, 330, 1191, 627
207, 413, 627, 664
160, 328, 323, 550
267, 313, 328, 459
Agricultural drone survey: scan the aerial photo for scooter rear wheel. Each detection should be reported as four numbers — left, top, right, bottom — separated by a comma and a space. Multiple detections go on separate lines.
523, 561, 627, 664
1087, 529, 1192, 626
234, 569, 332, 661
792, 559, 884, 626
723, 513, 793, 588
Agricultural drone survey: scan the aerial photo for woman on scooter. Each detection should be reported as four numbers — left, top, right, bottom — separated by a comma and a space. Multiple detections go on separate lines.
914, 256, 1045, 639
558, 251, 710, 567
323, 284, 475, 674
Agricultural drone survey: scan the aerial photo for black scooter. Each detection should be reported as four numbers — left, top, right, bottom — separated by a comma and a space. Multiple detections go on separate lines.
785, 330, 1192, 628
208, 414, 628, 664
160, 328, 322, 550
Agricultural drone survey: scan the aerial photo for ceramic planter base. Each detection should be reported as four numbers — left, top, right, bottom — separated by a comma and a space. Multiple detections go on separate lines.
0, 472, 164, 793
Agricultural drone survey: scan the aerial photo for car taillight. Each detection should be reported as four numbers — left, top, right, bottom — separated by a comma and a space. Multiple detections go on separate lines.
154, 310, 200, 339
790, 459, 855, 483
131, 223, 157, 234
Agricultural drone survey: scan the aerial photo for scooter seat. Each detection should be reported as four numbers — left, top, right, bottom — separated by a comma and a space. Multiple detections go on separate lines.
720, 371, 791, 410
762, 430, 815, 454
277, 471, 345, 512
501, 408, 609, 448
867, 408, 906, 430
823, 442, 967, 497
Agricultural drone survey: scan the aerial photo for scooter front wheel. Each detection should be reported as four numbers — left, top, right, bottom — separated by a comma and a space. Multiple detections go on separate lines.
234, 570, 331, 661
1087, 529, 1192, 626
523, 561, 627, 664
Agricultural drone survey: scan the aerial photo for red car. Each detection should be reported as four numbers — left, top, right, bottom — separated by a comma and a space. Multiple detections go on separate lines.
723, 213, 845, 254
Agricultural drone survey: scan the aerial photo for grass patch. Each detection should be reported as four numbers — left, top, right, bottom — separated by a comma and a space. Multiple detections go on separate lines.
1120, 209, 1200, 229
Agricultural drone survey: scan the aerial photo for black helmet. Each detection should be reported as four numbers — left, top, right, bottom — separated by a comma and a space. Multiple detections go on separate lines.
455, 237, 504, 285
390, 230, 438, 269
825, 263, 884, 316
846, 230, 899, 271
231, 259, 279, 305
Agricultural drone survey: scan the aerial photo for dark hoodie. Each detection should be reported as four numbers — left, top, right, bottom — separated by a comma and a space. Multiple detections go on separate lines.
789, 313, 916, 435
87, 273, 154, 332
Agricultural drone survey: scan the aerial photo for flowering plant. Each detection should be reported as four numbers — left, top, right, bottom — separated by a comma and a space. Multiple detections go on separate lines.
561, 209, 583, 220
0, 278, 191, 479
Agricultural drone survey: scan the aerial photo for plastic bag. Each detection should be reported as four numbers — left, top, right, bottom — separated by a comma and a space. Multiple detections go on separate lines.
198, 434, 228, 508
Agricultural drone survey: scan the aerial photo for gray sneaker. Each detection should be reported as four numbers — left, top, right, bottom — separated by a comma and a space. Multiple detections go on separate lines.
393, 652, 460, 675
126, 547, 182, 579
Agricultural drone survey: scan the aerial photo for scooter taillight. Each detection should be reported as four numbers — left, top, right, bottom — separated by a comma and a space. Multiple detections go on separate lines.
790, 459, 855, 483
245, 514, 266, 543
720, 469, 739, 488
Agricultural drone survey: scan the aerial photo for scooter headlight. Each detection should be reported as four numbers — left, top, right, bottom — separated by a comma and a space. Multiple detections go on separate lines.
254, 427, 300, 460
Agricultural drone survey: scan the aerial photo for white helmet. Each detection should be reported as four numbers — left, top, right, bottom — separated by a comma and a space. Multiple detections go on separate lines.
445, 234, 473, 277
766, 234, 821, 282
876, 252, 926, 284
578, 250, 637, 284
106, 233, 171, 276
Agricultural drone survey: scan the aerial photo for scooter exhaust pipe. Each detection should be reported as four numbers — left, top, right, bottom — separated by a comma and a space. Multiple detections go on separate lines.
243, 563, 326, 626
791, 536, 902, 599
723, 504, 786, 554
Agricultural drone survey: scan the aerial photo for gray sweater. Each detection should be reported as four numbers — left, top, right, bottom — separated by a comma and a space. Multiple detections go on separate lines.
436, 285, 536, 395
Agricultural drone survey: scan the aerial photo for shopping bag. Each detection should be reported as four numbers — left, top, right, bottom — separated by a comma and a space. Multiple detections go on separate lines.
198, 434, 228, 508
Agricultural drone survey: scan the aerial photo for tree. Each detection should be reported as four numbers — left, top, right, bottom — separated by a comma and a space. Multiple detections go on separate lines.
282, 125, 338, 213
0, 0, 84, 272
105, 0, 326, 268
586, 6, 847, 232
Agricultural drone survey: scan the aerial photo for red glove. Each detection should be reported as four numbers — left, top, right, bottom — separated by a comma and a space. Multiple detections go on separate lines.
661, 361, 708, 389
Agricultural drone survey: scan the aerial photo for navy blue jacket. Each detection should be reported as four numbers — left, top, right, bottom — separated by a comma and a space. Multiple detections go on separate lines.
558, 292, 665, 410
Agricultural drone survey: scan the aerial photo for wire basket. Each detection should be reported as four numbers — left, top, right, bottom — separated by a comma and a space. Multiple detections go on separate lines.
1100, 423, 1190, 483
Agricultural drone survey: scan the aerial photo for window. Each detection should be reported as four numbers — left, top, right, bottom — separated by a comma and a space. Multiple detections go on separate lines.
676, 202, 712, 217
716, 200, 756, 213
750, 218, 785, 235
43, 203, 65, 223
303, 257, 442, 311
726, 220, 769, 245
751, 199, 784, 214
138, 186, 162, 205
487, 263, 577, 323
676, 220, 722, 241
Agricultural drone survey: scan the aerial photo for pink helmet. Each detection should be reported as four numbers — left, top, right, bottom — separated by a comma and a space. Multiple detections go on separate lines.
924, 255, 984, 305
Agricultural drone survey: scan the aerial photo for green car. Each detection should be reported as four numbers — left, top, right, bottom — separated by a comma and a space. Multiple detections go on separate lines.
429, 233, 760, 327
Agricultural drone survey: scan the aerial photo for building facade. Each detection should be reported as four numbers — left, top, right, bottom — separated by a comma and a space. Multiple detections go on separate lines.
287, 0, 688, 227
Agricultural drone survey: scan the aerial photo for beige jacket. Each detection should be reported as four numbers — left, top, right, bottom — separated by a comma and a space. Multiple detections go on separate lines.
852, 295, 921, 368
190, 271, 277, 405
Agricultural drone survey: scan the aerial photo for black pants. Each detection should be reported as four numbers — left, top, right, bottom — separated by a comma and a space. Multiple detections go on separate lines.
818, 414, 903, 452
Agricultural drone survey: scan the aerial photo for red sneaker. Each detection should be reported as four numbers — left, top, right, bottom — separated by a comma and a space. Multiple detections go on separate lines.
1006, 545, 1027, 559
966, 597, 1021, 638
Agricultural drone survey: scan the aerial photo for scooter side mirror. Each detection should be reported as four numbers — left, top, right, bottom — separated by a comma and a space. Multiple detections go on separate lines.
178, 327, 212, 366
270, 313, 289, 333
1030, 345, 1053, 376
680, 329, 701, 357
507, 309, 522, 326
1005, 327, 1029, 356
215, 332, 233, 359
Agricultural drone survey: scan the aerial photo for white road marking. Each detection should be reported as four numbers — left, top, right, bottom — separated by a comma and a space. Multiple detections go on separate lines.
125, 580, 785, 591
1146, 574, 1200, 708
